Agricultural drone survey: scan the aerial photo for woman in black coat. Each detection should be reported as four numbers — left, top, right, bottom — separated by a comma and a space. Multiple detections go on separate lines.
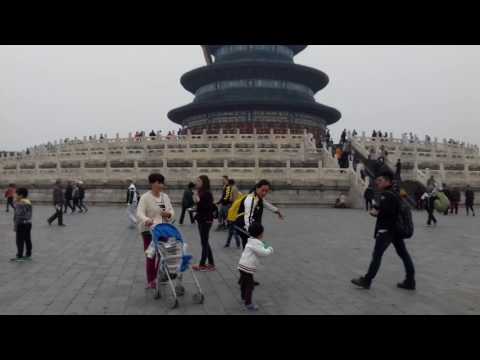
192, 175, 216, 272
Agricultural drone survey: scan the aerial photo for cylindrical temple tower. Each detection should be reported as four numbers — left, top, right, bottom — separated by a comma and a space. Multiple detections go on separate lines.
168, 45, 341, 141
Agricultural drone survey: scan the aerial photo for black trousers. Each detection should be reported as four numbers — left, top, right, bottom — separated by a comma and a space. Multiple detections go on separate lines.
365, 231, 415, 283
450, 202, 459, 215
239, 270, 254, 306
6, 197, 15, 212
365, 199, 373, 211
179, 206, 195, 225
16, 223, 32, 258
239, 230, 249, 250
48, 206, 64, 225
466, 204, 475, 216
78, 198, 88, 212
64, 199, 74, 213
427, 207, 437, 225
198, 222, 214, 266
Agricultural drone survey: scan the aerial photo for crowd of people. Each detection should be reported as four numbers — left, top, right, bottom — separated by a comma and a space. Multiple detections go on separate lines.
2, 166, 478, 312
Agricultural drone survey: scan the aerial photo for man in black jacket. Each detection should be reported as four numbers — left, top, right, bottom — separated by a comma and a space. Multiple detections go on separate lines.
465, 185, 475, 216
47, 180, 66, 226
179, 182, 196, 225
64, 181, 75, 214
352, 169, 416, 291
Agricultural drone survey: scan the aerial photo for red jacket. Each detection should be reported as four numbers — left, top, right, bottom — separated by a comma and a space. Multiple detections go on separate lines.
5, 188, 15, 198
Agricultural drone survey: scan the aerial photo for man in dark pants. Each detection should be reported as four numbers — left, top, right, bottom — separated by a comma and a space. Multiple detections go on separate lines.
11, 188, 33, 262
423, 189, 438, 226
179, 182, 196, 225
47, 180, 66, 227
64, 181, 75, 214
465, 185, 476, 216
450, 187, 460, 215
352, 170, 416, 291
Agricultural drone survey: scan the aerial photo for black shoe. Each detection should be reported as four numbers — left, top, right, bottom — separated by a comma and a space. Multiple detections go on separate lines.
224, 244, 230, 248
47, 221, 52, 226
254, 281, 260, 287
351, 277, 371, 289
59, 224, 66, 227
397, 280, 416, 291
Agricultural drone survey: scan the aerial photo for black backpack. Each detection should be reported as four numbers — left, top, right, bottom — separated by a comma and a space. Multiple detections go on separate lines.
388, 191, 414, 239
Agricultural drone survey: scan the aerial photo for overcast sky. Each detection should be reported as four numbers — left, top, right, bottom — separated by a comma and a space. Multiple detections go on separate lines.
1, 45, 479, 151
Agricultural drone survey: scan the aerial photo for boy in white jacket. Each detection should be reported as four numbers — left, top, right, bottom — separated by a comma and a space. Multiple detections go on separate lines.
238, 223, 273, 311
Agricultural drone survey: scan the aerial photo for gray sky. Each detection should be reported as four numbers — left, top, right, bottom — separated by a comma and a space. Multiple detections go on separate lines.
1, 45, 479, 151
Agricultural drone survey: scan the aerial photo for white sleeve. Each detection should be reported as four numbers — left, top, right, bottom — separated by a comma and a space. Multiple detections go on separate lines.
243, 195, 255, 230
248, 242, 274, 257
164, 194, 175, 220
136, 195, 149, 224
264, 199, 279, 213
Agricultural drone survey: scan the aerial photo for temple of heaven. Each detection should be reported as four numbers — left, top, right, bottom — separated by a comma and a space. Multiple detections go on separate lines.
168, 45, 341, 141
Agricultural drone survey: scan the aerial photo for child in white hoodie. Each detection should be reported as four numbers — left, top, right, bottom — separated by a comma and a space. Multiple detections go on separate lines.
238, 222, 273, 311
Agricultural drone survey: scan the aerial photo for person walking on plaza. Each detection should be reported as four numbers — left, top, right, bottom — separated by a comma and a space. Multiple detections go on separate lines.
235, 180, 284, 250
351, 169, 416, 291
4, 184, 16, 213
225, 179, 242, 248
126, 179, 139, 228
179, 182, 196, 225
395, 159, 402, 180
77, 181, 88, 213
238, 223, 273, 311
64, 181, 75, 214
136, 173, 175, 289
47, 180, 66, 227
364, 185, 375, 212
442, 184, 451, 216
450, 187, 461, 215
465, 185, 476, 216
192, 175, 217, 272
422, 187, 438, 226
10, 188, 33, 262
216, 176, 232, 231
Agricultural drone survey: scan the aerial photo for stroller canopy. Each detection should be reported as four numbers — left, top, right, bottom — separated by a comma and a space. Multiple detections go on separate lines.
152, 223, 184, 244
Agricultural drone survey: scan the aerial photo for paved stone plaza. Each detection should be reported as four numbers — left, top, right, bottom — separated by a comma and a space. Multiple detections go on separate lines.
0, 205, 479, 315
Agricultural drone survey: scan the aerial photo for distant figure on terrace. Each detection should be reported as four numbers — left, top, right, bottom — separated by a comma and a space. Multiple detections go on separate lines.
372, 130, 377, 138
340, 129, 347, 144
149, 130, 156, 138
352, 129, 358, 137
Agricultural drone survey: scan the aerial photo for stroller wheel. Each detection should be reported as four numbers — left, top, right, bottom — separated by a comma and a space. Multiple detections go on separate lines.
168, 298, 179, 309
175, 285, 185, 297
193, 293, 205, 305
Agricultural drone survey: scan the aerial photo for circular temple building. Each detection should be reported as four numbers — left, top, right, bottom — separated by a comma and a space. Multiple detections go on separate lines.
168, 45, 341, 142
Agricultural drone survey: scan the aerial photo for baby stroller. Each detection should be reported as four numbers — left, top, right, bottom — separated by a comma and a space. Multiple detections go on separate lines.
150, 223, 205, 309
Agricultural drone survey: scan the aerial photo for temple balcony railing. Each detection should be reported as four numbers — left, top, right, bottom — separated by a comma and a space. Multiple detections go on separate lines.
0, 128, 319, 163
